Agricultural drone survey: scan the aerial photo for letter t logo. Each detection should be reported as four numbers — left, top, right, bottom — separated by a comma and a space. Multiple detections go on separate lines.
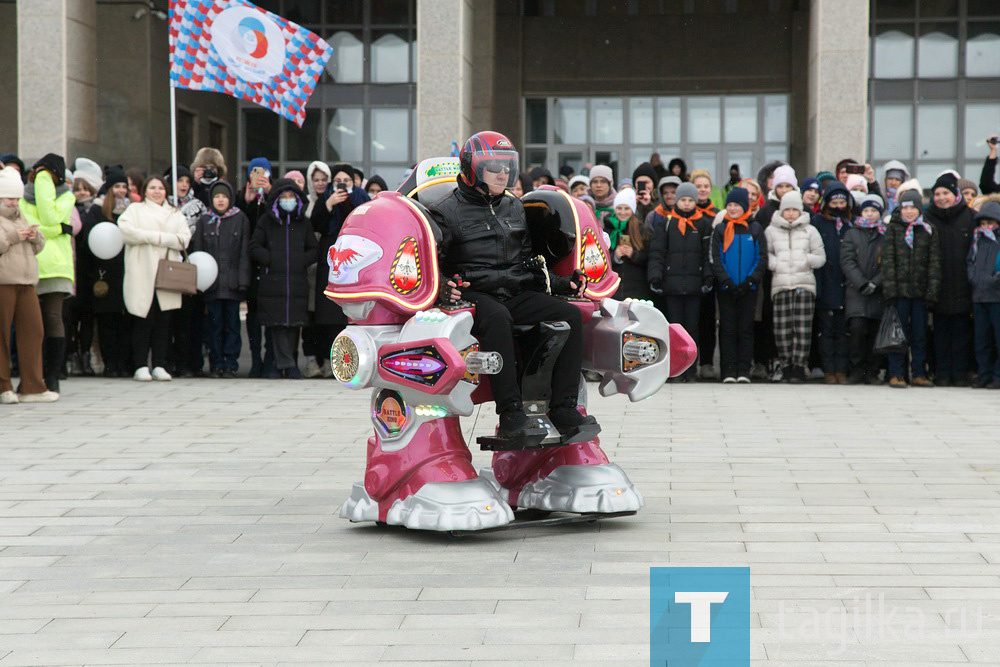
674, 591, 729, 642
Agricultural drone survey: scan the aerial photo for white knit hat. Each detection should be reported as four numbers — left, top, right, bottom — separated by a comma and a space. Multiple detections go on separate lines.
772, 164, 797, 189
613, 187, 637, 214
72, 157, 104, 192
0, 166, 24, 199
568, 174, 590, 190
589, 165, 613, 184
779, 190, 803, 212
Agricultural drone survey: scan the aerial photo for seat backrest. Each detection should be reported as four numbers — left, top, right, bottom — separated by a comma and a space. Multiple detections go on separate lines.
397, 157, 461, 206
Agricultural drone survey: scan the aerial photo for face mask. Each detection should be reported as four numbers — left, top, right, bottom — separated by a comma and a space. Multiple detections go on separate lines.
279, 198, 297, 212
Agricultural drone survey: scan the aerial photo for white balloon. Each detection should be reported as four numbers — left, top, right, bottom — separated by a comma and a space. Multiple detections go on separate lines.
188, 251, 219, 292
87, 222, 124, 260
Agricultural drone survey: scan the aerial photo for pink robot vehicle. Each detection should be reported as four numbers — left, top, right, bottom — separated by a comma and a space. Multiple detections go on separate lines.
327, 157, 696, 534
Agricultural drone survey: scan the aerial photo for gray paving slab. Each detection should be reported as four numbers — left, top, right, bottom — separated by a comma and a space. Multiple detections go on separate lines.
0, 378, 998, 664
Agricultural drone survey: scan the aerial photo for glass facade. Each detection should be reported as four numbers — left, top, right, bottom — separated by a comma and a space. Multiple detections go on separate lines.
238, 0, 415, 188
869, 0, 1000, 187
523, 94, 789, 186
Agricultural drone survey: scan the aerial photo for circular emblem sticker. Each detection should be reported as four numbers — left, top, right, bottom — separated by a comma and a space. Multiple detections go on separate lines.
211, 6, 286, 83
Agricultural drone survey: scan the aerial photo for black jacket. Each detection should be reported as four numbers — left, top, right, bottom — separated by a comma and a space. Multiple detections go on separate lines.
967, 234, 1000, 303
79, 205, 127, 315
840, 226, 885, 319
248, 180, 318, 326
882, 211, 942, 305
190, 182, 252, 302
429, 180, 569, 301
980, 156, 999, 196
647, 208, 711, 295
310, 187, 369, 326
925, 200, 975, 314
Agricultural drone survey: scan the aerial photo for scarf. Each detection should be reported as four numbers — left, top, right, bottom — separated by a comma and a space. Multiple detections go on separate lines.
885, 187, 898, 209
722, 209, 754, 251
972, 223, 998, 258
209, 206, 241, 229
21, 181, 71, 206
903, 215, 932, 248
670, 208, 703, 236
831, 216, 849, 233
696, 202, 717, 218
654, 203, 671, 218
852, 215, 886, 235
606, 214, 629, 249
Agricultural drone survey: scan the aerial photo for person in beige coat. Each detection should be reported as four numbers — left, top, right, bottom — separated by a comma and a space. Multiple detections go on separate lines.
118, 176, 192, 382
0, 166, 59, 403
765, 191, 826, 383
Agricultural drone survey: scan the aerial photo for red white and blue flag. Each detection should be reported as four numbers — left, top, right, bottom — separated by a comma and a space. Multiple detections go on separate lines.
168, 0, 332, 127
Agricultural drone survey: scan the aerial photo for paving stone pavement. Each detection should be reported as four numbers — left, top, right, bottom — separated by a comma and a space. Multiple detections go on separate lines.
0, 377, 998, 665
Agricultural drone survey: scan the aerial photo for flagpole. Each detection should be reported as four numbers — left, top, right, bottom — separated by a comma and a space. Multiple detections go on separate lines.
169, 83, 179, 206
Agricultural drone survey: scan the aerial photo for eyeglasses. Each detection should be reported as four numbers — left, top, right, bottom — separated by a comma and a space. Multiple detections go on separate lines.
482, 160, 511, 175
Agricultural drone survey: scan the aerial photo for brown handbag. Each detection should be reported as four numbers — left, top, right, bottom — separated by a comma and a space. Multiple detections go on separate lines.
154, 249, 197, 295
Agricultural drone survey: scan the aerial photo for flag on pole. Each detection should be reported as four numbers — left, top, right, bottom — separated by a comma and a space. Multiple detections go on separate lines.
168, 0, 332, 127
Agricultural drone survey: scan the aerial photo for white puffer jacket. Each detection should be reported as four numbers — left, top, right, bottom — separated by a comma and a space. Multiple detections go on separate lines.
765, 210, 826, 296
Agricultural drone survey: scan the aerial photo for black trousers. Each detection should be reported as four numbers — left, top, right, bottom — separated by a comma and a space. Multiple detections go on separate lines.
716, 290, 755, 379
63, 296, 94, 364
465, 290, 583, 415
698, 291, 716, 369
848, 316, 879, 378
933, 312, 972, 382
96, 312, 131, 375
665, 294, 701, 378
816, 308, 848, 374
269, 326, 300, 370
754, 284, 777, 365
132, 298, 172, 370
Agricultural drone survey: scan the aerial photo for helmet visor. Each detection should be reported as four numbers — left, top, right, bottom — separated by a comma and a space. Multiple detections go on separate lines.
471, 150, 519, 189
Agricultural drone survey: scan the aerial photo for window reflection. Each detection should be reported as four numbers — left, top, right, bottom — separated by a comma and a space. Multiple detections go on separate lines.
630, 98, 654, 144
657, 98, 681, 144
554, 98, 586, 144
326, 31, 364, 83
872, 104, 912, 160
687, 97, 720, 143
372, 31, 410, 83
917, 25, 958, 78
763, 95, 788, 144
873, 28, 914, 78
591, 98, 623, 144
371, 108, 409, 162
916, 104, 956, 159
966, 25, 1000, 77
724, 96, 757, 143
965, 103, 1000, 158
328, 108, 364, 162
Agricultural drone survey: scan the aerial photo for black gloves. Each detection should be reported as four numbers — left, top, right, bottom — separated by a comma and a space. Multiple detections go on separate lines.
649, 277, 664, 295
860, 282, 877, 296
60, 223, 73, 236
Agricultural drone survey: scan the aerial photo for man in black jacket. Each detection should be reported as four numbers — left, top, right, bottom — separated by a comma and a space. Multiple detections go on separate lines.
428, 132, 596, 445
981, 135, 999, 196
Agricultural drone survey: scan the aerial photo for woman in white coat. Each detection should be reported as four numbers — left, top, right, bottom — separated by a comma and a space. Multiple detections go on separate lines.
118, 177, 192, 381
765, 191, 826, 383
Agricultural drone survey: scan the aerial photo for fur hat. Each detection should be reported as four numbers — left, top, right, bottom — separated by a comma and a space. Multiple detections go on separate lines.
0, 166, 25, 199
191, 147, 227, 179
613, 187, 637, 214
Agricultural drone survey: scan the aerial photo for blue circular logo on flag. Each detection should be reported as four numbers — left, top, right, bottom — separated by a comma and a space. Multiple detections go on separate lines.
211, 7, 285, 83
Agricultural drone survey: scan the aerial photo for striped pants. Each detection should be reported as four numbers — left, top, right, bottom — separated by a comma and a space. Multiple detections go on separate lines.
772, 289, 815, 369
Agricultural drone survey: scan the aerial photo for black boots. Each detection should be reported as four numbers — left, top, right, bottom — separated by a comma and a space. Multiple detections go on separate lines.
548, 406, 601, 444
43, 337, 67, 393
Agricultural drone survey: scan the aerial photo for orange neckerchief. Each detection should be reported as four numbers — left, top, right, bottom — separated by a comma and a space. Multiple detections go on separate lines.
654, 203, 671, 218
669, 208, 703, 236
722, 209, 754, 251
696, 202, 718, 218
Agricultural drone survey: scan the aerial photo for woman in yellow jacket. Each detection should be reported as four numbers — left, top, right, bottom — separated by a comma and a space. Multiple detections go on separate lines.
118, 177, 192, 381
18, 154, 77, 393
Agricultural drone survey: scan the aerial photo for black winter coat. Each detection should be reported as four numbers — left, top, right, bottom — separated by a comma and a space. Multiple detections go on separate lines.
967, 235, 1000, 304
840, 226, 884, 319
925, 201, 975, 314
190, 191, 251, 302
811, 213, 850, 310
882, 213, 941, 305
429, 180, 570, 301
248, 181, 318, 327
79, 206, 127, 315
647, 209, 711, 295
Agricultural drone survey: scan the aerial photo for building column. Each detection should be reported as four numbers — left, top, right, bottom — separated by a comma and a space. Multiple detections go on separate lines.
416, 0, 473, 159
807, 0, 869, 175
17, 0, 98, 163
